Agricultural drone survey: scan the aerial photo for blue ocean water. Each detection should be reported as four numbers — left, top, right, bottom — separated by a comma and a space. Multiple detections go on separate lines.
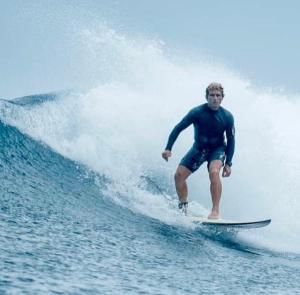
1, 94, 300, 294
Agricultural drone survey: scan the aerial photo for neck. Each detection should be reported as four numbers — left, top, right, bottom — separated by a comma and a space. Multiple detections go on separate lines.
206, 103, 220, 111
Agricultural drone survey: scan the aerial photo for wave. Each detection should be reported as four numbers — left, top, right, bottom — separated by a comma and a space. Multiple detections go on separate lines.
1, 26, 300, 254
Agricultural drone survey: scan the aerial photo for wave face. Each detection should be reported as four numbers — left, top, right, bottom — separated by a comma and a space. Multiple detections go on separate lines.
1, 27, 300, 294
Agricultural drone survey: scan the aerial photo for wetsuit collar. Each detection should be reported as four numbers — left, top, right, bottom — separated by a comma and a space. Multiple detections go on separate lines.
205, 103, 221, 112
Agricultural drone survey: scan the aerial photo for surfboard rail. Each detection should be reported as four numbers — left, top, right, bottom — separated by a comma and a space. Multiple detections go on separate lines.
190, 217, 271, 229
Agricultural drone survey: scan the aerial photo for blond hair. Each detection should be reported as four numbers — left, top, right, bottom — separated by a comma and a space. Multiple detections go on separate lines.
205, 82, 224, 98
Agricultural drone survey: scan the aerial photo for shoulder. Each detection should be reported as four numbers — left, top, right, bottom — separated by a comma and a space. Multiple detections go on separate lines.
188, 104, 207, 116
220, 106, 234, 119
220, 106, 234, 125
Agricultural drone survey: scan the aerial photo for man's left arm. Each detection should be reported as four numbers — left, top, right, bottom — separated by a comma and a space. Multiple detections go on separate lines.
223, 115, 235, 177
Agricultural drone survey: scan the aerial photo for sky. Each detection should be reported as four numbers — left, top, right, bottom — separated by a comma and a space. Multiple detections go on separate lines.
1, 0, 300, 98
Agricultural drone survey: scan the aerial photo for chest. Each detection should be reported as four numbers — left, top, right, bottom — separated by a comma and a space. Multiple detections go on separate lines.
194, 112, 227, 131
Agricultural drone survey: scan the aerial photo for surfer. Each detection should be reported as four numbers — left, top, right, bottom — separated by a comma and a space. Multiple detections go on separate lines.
162, 82, 235, 219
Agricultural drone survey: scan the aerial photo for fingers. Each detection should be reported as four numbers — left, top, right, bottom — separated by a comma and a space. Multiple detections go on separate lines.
162, 151, 172, 162
163, 154, 170, 161
222, 167, 231, 177
226, 167, 232, 177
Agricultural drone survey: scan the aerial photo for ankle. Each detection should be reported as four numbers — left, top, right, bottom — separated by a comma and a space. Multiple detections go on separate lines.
211, 208, 219, 214
178, 201, 188, 209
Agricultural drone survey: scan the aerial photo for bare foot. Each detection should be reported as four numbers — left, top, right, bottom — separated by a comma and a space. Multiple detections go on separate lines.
208, 211, 220, 219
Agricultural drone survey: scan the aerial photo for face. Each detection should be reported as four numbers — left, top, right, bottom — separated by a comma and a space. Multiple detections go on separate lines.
206, 89, 223, 110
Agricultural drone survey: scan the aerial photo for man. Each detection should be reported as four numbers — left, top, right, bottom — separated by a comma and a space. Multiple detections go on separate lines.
162, 82, 235, 219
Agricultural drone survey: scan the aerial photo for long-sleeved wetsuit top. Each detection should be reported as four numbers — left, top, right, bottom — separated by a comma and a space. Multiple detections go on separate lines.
165, 103, 235, 165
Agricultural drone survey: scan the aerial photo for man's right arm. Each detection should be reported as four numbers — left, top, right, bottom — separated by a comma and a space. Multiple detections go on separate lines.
165, 110, 194, 151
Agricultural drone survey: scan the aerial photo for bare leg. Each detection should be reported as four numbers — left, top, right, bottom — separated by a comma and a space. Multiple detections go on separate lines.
208, 160, 223, 219
174, 165, 192, 203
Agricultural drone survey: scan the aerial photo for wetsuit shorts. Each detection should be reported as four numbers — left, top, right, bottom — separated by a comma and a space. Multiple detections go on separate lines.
179, 145, 226, 173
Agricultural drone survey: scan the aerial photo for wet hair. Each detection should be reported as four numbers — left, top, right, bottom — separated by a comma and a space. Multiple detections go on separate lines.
205, 82, 225, 98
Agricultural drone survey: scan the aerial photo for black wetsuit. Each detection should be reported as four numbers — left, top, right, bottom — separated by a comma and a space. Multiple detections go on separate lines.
165, 103, 235, 172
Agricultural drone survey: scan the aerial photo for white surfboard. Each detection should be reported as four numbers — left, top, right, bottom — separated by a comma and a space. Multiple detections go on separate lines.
190, 216, 271, 229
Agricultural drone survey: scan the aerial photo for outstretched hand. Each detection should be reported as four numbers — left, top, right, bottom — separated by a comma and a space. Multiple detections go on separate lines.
222, 164, 232, 177
162, 150, 172, 162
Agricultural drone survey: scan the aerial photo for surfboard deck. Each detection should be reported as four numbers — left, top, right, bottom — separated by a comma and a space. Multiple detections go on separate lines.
189, 216, 271, 229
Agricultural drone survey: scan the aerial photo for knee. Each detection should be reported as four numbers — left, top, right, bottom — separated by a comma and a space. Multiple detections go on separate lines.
209, 170, 220, 182
174, 171, 185, 183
